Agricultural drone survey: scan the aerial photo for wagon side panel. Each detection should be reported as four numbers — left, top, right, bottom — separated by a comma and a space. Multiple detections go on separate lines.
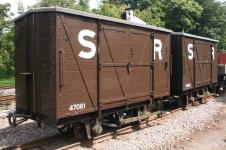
99, 23, 153, 109
154, 32, 171, 98
182, 37, 195, 91
56, 13, 98, 118
194, 39, 212, 88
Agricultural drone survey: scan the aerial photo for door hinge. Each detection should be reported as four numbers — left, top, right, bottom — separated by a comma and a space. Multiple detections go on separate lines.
150, 32, 154, 38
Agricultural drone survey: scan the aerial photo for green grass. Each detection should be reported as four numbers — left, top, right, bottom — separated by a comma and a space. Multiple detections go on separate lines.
0, 76, 15, 86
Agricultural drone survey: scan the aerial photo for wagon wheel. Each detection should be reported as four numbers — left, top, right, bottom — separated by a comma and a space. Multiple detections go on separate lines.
190, 97, 196, 106
219, 86, 225, 96
73, 123, 87, 141
201, 98, 207, 104
7, 112, 16, 127
57, 124, 73, 133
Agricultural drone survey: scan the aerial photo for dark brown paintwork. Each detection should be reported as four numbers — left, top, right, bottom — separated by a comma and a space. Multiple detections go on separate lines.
15, 12, 57, 124
154, 33, 171, 98
194, 39, 211, 88
182, 37, 195, 91
171, 34, 218, 95
15, 9, 171, 126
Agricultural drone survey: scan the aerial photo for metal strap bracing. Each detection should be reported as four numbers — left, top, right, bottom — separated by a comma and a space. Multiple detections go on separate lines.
97, 20, 101, 120
59, 15, 96, 109
150, 32, 155, 102
210, 44, 213, 83
25, 16, 30, 111
164, 35, 170, 87
33, 13, 38, 113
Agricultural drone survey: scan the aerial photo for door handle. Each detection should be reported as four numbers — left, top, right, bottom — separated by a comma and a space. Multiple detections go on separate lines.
59, 50, 64, 87
19, 72, 32, 75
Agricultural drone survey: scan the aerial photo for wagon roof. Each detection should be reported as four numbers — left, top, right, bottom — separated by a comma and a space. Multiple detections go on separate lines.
14, 7, 173, 33
172, 32, 219, 43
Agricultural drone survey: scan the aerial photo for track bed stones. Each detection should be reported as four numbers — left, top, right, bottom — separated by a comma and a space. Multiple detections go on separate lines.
0, 87, 15, 96
0, 119, 59, 149
0, 97, 225, 150
0, 95, 15, 118
90, 98, 225, 150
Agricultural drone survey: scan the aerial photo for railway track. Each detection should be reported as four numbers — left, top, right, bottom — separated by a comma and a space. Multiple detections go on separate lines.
2, 96, 215, 150
0, 86, 15, 105
0, 95, 15, 112
0, 95, 15, 108
0, 95, 15, 102
0, 86, 15, 90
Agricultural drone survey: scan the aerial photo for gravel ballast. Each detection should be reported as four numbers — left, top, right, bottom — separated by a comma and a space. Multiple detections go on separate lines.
0, 88, 58, 148
0, 97, 225, 149
94, 98, 226, 150
0, 89, 15, 96
0, 118, 59, 149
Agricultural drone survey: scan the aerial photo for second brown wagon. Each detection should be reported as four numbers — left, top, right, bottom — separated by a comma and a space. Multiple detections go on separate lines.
171, 32, 218, 104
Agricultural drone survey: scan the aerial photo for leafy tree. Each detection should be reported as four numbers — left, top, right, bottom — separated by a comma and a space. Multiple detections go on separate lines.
192, 0, 226, 51
17, 1, 25, 15
78, 0, 90, 12
134, 1, 165, 27
0, 3, 14, 77
162, 0, 203, 32
93, 1, 127, 18
31, 0, 90, 11
95, 0, 165, 26
0, 3, 11, 33
107, 0, 151, 10
0, 26, 15, 77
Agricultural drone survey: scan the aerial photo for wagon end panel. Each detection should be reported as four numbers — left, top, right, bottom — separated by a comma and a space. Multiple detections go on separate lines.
154, 32, 171, 98
37, 12, 57, 119
15, 16, 30, 113
56, 13, 97, 119
194, 39, 212, 88
99, 23, 153, 109
182, 37, 195, 91
171, 36, 183, 95
15, 12, 57, 119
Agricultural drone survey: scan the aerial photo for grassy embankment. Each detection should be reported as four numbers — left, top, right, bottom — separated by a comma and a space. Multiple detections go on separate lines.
0, 76, 15, 86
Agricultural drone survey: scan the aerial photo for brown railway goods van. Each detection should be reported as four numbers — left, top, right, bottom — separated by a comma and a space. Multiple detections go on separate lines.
171, 32, 218, 97
14, 7, 172, 128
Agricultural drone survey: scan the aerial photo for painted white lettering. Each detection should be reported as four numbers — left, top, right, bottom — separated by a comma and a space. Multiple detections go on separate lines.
212, 46, 215, 60
188, 44, 194, 60
185, 83, 191, 88
69, 102, 86, 111
78, 30, 96, 59
154, 39, 162, 60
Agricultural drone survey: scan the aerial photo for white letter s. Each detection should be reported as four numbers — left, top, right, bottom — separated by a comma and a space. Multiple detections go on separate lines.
188, 44, 194, 60
78, 30, 96, 59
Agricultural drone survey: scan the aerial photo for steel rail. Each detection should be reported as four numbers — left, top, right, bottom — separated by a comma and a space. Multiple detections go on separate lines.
0, 95, 15, 102
0, 86, 15, 90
